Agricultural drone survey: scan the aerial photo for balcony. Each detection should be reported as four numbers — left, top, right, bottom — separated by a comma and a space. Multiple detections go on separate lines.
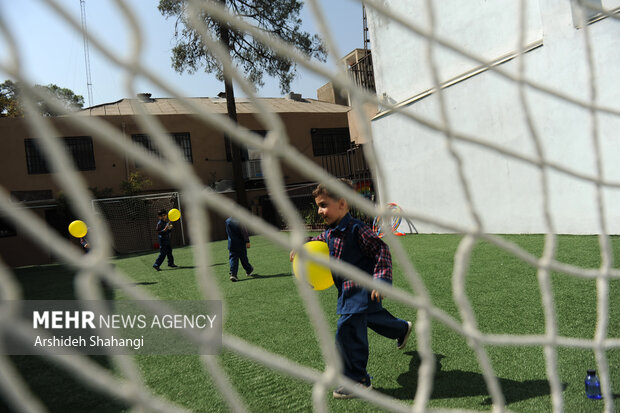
347, 50, 375, 92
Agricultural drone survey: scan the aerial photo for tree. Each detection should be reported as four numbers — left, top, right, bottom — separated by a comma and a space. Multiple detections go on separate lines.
158, 0, 326, 208
0, 80, 84, 117
120, 172, 153, 196
0, 80, 22, 117
35, 84, 85, 116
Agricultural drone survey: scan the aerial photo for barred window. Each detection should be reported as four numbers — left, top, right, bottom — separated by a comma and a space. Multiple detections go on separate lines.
25, 137, 95, 174
310, 128, 351, 156
173, 133, 193, 162
132, 133, 193, 165
24, 139, 49, 174
65, 137, 96, 171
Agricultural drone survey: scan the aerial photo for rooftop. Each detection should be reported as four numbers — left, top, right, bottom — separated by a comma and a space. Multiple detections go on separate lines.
76, 95, 351, 117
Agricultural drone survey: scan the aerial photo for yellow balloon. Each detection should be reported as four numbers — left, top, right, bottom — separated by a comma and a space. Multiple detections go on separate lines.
293, 241, 334, 291
68, 220, 88, 238
168, 208, 181, 222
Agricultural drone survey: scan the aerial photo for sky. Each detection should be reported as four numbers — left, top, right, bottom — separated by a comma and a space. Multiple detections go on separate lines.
0, 0, 364, 107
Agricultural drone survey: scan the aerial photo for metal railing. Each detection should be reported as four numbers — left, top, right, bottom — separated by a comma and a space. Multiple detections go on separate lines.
320, 143, 371, 182
348, 52, 375, 92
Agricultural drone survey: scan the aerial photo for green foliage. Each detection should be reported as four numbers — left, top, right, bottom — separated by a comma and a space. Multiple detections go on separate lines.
350, 206, 373, 226
119, 172, 152, 196
301, 203, 322, 228
0, 79, 84, 117
34, 83, 85, 116
0, 80, 22, 117
158, 0, 326, 94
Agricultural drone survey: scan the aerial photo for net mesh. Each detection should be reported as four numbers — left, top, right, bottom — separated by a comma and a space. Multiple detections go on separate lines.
92, 192, 184, 254
0, 0, 619, 412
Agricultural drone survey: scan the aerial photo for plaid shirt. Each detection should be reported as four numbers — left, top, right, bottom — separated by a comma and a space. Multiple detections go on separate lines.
313, 213, 392, 295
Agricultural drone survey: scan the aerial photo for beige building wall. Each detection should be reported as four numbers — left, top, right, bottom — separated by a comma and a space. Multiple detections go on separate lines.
0, 98, 350, 267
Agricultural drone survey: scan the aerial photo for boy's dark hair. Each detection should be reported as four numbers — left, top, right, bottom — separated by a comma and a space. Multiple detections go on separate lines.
157, 209, 167, 216
312, 179, 354, 200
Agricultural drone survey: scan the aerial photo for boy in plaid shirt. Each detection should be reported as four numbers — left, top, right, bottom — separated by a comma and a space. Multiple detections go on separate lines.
291, 181, 412, 399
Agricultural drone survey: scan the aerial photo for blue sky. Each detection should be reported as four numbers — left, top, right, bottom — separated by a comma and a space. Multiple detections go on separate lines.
0, 0, 363, 107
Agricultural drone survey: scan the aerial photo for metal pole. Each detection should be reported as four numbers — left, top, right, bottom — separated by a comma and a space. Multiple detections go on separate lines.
175, 192, 186, 246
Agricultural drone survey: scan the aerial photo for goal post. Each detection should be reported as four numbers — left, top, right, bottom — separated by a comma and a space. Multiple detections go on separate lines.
91, 192, 185, 254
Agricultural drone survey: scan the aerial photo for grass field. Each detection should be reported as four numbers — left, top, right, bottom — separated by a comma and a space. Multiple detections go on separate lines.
4, 234, 620, 412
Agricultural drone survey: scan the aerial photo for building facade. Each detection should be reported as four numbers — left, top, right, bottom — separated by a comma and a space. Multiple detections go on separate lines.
366, 0, 620, 234
0, 95, 351, 266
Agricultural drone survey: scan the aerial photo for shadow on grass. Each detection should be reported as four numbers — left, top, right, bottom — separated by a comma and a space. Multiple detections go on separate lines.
0, 264, 127, 412
131, 281, 158, 286
236, 273, 292, 281
153, 265, 196, 272
113, 249, 159, 260
375, 351, 559, 406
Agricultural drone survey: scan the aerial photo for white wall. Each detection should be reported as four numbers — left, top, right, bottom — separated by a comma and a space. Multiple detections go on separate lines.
369, 0, 544, 103
367, 0, 620, 233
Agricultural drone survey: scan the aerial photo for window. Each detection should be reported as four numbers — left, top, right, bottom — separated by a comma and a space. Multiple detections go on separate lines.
173, 133, 193, 162
25, 136, 95, 174
132, 133, 193, 165
225, 130, 266, 162
310, 128, 351, 156
65, 137, 96, 171
24, 139, 49, 174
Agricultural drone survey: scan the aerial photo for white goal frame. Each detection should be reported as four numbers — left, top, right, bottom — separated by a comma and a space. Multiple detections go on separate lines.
91, 191, 185, 254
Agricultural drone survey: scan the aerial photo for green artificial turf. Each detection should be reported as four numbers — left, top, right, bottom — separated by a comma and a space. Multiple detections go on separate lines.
4, 234, 620, 412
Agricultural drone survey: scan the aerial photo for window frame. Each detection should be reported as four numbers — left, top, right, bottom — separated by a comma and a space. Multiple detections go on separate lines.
24, 136, 96, 174
131, 132, 193, 166
310, 127, 352, 157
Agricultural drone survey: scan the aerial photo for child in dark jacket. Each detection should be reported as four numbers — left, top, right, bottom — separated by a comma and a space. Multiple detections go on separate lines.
153, 209, 177, 271
225, 217, 254, 282
290, 182, 412, 399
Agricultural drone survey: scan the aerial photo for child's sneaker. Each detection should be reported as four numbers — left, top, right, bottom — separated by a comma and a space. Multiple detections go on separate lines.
332, 378, 372, 399
229, 274, 238, 282
246, 266, 255, 277
397, 321, 413, 350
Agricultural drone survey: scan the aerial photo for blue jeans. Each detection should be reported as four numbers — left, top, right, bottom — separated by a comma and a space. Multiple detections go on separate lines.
336, 309, 409, 382
154, 243, 174, 267
229, 249, 253, 276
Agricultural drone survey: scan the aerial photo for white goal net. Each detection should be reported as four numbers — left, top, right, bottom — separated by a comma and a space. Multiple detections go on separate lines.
92, 192, 185, 254
0, 0, 619, 413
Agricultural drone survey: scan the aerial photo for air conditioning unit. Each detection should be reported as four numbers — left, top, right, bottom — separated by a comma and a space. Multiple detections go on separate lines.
242, 160, 263, 180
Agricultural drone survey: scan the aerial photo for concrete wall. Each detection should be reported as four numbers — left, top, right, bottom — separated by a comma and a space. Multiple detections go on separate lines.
317, 82, 348, 106
367, 0, 620, 233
